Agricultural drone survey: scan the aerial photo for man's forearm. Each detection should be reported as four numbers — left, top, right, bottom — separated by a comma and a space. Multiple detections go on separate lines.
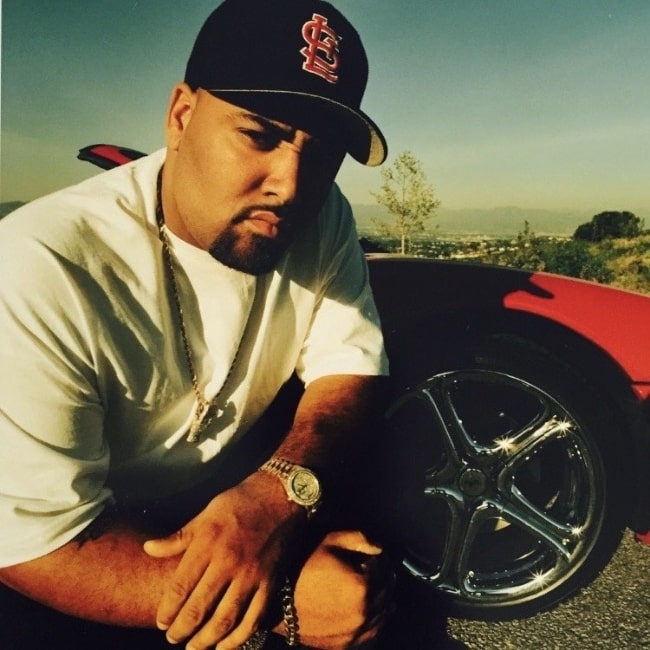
0, 518, 177, 627
272, 374, 386, 471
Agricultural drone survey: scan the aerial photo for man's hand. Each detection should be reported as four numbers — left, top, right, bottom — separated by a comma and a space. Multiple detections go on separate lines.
143, 375, 389, 649
292, 530, 395, 650
144, 471, 302, 649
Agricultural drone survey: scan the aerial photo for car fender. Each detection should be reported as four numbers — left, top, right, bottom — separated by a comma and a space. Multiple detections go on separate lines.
367, 255, 650, 399
504, 271, 650, 399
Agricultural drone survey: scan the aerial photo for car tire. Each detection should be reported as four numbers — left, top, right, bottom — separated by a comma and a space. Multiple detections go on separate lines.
385, 333, 627, 620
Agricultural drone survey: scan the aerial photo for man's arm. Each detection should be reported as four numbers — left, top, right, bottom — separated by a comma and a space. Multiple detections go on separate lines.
1, 374, 387, 649
0, 517, 175, 627
272, 373, 385, 468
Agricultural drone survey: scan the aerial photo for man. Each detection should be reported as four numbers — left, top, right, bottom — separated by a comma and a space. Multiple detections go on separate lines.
0, 1, 393, 649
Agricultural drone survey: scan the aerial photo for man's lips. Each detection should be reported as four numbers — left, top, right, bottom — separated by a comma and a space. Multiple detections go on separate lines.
246, 210, 283, 238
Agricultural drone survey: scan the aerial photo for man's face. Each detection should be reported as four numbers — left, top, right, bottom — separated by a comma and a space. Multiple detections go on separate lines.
163, 87, 345, 275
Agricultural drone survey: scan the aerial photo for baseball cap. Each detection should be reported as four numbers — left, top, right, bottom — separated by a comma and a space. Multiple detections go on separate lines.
184, 0, 387, 166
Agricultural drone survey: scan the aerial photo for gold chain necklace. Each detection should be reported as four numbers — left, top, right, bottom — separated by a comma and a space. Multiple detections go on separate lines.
155, 168, 246, 443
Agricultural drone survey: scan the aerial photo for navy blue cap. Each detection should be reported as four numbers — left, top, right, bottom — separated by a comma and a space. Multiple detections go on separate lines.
185, 0, 387, 165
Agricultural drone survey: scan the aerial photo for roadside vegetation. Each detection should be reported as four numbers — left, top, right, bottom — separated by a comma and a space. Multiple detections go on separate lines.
364, 216, 650, 296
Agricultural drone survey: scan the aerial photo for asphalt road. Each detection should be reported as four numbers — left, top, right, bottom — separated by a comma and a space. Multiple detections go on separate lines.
379, 530, 649, 649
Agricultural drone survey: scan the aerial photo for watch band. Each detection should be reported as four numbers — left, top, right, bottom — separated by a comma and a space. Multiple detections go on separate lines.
259, 456, 322, 517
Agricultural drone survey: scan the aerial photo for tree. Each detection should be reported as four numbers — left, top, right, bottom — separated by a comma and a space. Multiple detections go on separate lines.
573, 211, 642, 241
372, 151, 440, 254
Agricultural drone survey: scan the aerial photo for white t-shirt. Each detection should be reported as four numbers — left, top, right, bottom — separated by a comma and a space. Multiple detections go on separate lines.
0, 150, 388, 566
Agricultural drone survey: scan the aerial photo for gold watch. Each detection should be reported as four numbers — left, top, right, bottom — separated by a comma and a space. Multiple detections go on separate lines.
259, 457, 322, 517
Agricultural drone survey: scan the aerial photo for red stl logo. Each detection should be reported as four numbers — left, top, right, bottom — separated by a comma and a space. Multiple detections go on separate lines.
300, 13, 341, 84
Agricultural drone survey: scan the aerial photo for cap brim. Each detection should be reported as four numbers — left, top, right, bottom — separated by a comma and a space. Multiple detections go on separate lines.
207, 89, 387, 166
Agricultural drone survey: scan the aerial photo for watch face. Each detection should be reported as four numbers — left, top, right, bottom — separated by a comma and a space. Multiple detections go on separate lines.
289, 469, 321, 506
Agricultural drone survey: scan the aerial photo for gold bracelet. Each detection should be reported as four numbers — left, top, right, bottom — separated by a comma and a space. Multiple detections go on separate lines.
237, 629, 268, 650
281, 576, 301, 647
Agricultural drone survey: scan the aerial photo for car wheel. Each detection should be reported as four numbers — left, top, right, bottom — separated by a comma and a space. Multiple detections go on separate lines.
385, 334, 627, 620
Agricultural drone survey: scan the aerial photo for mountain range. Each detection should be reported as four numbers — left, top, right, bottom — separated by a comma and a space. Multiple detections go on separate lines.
352, 204, 599, 237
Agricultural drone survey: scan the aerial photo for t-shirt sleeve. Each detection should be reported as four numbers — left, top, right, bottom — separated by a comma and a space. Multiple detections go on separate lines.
0, 230, 112, 567
295, 186, 389, 385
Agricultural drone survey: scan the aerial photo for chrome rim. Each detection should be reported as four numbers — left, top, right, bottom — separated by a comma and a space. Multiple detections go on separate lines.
387, 370, 606, 607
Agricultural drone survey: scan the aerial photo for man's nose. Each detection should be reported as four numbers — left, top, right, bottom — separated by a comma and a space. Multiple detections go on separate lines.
261, 141, 304, 204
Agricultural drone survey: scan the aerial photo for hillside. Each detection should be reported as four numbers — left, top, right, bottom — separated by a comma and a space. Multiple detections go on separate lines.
604, 235, 650, 294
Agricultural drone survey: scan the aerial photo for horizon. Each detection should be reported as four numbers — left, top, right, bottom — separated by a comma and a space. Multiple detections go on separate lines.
2, 1, 650, 214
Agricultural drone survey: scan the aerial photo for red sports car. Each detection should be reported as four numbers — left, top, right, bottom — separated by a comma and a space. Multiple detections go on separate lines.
79, 144, 650, 621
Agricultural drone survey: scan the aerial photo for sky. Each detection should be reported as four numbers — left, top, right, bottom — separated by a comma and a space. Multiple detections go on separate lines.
2, 0, 649, 218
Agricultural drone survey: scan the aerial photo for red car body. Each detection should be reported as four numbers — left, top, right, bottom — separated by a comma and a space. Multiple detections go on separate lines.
505, 272, 650, 400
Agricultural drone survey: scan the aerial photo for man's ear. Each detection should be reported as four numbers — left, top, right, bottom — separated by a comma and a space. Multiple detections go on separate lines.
165, 83, 197, 150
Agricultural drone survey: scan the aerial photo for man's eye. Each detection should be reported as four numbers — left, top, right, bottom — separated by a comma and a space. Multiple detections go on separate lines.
304, 138, 345, 168
242, 130, 281, 151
